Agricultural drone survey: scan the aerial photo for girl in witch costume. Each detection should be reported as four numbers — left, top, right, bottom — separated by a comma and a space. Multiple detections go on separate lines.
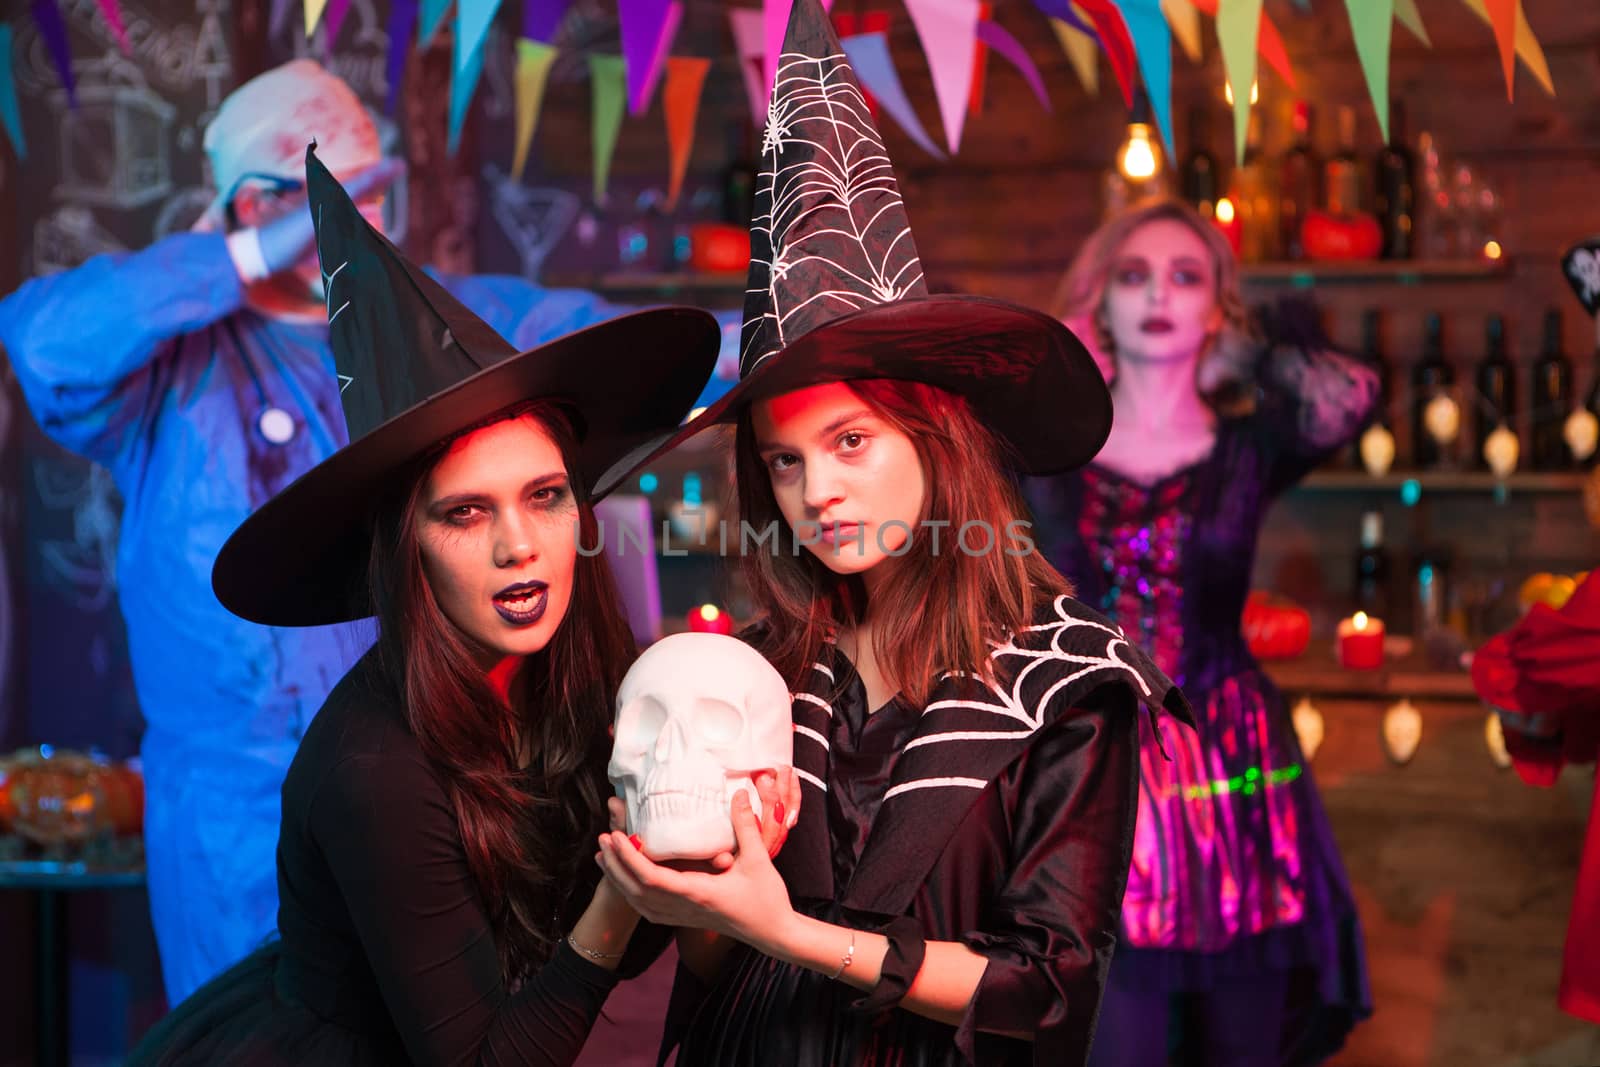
590, 3, 1192, 1064
1024, 200, 1378, 1066
128, 146, 779, 1065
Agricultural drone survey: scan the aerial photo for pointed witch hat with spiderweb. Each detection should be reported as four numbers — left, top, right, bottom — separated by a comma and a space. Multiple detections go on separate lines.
595, 0, 1108, 494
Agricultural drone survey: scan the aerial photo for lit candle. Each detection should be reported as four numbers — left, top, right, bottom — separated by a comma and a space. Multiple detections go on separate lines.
1213, 196, 1243, 257
686, 603, 734, 635
1336, 611, 1385, 670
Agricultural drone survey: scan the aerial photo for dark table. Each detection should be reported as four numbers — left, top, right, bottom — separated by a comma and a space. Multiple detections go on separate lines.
0, 857, 146, 1067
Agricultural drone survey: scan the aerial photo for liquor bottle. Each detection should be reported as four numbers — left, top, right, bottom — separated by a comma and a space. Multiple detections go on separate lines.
1411, 312, 1456, 469
1473, 314, 1517, 470
1349, 308, 1393, 468
1180, 105, 1221, 219
1278, 101, 1320, 259
1374, 99, 1416, 259
1325, 105, 1363, 216
1354, 510, 1392, 620
721, 123, 757, 227
1530, 308, 1574, 469
1231, 110, 1278, 262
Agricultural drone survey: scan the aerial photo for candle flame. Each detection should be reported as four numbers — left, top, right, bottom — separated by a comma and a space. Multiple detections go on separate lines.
1215, 196, 1236, 224
1353, 611, 1369, 630
698, 604, 721, 622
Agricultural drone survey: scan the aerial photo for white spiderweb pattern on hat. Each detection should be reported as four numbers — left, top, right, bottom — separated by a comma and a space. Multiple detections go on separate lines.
739, 47, 926, 377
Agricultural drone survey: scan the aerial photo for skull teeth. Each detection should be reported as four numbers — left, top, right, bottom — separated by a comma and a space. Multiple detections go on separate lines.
643, 788, 725, 818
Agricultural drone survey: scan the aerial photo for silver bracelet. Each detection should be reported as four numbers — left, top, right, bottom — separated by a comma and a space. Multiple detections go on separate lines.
568, 933, 624, 961
828, 929, 856, 980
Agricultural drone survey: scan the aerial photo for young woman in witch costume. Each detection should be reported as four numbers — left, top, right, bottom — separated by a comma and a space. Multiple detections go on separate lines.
127, 147, 779, 1065
1024, 199, 1378, 1066
589, 4, 1192, 1064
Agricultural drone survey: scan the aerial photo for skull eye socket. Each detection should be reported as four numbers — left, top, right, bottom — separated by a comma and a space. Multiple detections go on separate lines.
618, 695, 668, 750
695, 698, 743, 746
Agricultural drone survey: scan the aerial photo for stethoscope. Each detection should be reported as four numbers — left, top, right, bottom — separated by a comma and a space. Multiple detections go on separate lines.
223, 318, 298, 446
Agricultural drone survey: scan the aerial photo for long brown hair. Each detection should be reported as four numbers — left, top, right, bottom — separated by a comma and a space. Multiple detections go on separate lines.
366, 402, 635, 984
733, 379, 1073, 706
1051, 197, 1257, 404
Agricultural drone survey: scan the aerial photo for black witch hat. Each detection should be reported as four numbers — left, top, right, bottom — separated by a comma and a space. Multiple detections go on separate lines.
594, 0, 1107, 495
213, 144, 720, 627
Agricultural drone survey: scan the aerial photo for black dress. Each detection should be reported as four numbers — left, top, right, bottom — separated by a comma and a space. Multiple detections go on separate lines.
129, 651, 664, 1065
665, 596, 1192, 1066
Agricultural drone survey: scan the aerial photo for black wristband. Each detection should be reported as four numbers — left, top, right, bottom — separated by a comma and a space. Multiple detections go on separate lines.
850, 916, 927, 1014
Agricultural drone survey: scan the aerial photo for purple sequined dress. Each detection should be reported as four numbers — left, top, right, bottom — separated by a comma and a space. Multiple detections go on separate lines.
1024, 365, 1376, 1063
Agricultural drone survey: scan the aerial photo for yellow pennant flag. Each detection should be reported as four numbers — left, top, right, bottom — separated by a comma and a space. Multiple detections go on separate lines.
1162, 0, 1202, 63
512, 40, 558, 181
1394, 0, 1430, 46
304, 0, 330, 36
1051, 12, 1099, 96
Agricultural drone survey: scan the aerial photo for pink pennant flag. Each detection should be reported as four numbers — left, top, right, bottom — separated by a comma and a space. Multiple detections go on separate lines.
902, 0, 980, 154
620, 0, 683, 115
94, 0, 131, 54
728, 8, 767, 126
764, 0, 834, 104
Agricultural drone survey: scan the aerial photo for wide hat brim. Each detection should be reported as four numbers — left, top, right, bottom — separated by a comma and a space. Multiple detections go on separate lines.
593, 295, 1110, 496
214, 307, 720, 627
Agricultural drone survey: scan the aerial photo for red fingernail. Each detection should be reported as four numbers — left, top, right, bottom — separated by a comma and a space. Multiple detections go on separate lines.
629, 834, 643, 851
774, 802, 786, 823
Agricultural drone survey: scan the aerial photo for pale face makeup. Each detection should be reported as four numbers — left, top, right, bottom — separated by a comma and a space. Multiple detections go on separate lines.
752, 381, 928, 578
1102, 218, 1222, 368
415, 414, 579, 662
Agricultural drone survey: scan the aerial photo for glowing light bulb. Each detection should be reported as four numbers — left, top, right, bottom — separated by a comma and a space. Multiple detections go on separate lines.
1118, 122, 1159, 181
1483, 239, 1504, 260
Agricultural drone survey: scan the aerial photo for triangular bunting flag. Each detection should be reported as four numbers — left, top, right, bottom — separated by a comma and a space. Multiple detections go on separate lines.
523, 0, 572, 42
94, 0, 131, 54
1215, 0, 1262, 162
1188, 0, 1296, 90
449, 8, 490, 153
511, 38, 558, 179
976, 20, 1050, 113
1162, 0, 1201, 62
589, 53, 627, 204
729, 8, 767, 125
385, 0, 418, 115
1120, 0, 1175, 158
419, 0, 450, 43
303, 0, 330, 36
1068, 0, 1136, 107
840, 32, 945, 159
457, 0, 504, 77
1459, 0, 1552, 97
1482, 0, 1517, 100
902, 0, 980, 153
620, 0, 682, 115
0, 24, 25, 159
1394, 0, 1430, 46
663, 56, 710, 210
1051, 13, 1099, 96
323, 0, 351, 46
33, 0, 76, 108
1344, 0, 1394, 141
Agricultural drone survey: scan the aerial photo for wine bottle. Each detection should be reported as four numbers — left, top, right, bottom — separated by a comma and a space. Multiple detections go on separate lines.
1473, 314, 1517, 470
1354, 510, 1392, 620
1279, 101, 1320, 260
1325, 106, 1363, 216
1530, 308, 1574, 469
1349, 309, 1392, 468
1374, 100, 1416, 259
1180, 105, 1221, 220
1411, 312, 1456, 469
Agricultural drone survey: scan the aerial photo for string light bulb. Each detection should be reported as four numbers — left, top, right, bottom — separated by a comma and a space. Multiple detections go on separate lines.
1116, 91, 1164, 183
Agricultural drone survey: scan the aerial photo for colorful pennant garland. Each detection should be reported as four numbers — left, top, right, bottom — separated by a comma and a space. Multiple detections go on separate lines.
1345, 0, 1395, 141
94, 0, 131, 54
1162, 0, 1202, 63
902, 0, 980, 153
1051, 12, 1100, 96
620, 0, 682, 115
385, 0, 418, 115
840, 32, 945, 160
589, 53, 626, 205
0, 23, 25, 159
511, 38, 558, 179
662, 55, 709, 210
1119, 0, 1175, 157
975, 20, 1051, 114
1216, 0, 1263, 162
32, 0, 76, 109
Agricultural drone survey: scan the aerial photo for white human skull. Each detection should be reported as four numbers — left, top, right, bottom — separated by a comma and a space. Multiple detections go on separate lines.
608, 633, 793, 860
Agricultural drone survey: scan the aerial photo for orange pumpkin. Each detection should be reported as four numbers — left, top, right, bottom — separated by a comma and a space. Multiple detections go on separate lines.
1241, 591, 1312, 660
1300, 209, 1383, 261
